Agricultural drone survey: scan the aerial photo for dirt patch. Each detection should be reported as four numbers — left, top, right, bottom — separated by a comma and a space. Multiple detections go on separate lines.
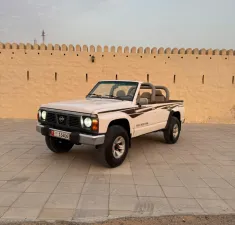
1, 215, 235, 225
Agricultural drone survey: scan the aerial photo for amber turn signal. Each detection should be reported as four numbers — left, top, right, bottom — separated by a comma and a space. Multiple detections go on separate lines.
92, 119, 99, 131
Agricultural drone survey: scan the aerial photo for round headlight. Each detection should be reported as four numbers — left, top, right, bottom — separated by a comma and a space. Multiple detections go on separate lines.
41, 111, 47, 120
84, 117, 92, 127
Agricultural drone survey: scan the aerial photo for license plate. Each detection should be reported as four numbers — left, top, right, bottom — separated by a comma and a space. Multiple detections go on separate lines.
50, 130, 70, 140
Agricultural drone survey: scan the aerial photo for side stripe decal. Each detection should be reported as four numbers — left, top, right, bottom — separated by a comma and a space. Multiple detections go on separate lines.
125, 103, 183, 118
98, 102, 183, 118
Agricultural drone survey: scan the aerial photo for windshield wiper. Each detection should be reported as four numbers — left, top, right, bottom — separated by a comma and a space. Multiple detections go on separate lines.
87, 93, 125, 100
87, 93, 103, 98
104, 95, 124, 100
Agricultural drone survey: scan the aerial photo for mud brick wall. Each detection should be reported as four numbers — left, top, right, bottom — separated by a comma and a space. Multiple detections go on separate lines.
0, 42, 235, 123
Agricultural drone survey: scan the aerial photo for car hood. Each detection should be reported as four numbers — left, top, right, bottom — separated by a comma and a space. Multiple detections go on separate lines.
40, 98, 134, 114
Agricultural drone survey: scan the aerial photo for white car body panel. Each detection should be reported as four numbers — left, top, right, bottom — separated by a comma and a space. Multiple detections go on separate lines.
38, 80, 185, 140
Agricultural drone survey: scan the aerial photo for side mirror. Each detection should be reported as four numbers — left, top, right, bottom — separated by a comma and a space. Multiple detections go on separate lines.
137, 98, 148, 106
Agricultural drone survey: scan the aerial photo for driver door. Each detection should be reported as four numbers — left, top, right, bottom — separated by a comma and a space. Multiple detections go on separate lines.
132, 90, 156, 137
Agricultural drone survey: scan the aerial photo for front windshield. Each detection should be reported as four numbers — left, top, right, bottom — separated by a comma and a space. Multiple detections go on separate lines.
87, 81, 138, 101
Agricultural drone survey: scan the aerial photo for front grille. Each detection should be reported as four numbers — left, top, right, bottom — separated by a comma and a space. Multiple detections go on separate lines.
46, 112, 56, 123
69, 116, 80, 128
57, 114, 67, 125
44, 112, 80, 128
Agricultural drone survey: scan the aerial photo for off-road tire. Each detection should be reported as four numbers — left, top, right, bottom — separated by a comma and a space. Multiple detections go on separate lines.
45, 136, 74, 153
163, 116, 181, 144
99, 125, 129, 168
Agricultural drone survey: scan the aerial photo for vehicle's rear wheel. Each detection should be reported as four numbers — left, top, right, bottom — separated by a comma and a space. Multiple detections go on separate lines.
163, 116, 181, 144
99, 125, 129, 168
45, 136, 74, 153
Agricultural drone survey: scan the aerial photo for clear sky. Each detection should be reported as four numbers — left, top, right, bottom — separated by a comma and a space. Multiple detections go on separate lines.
0, 0, 235, 49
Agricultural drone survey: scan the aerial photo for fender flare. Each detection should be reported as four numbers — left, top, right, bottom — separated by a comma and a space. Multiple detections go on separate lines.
165, 111, 181, 130
107, 117, 132, 148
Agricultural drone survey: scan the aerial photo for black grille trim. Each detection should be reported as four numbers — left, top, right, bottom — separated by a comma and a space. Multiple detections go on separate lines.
46, 112, 56, 123
69, 116, 80, 128
44, 112, 81, 128
39, 108, 99, 134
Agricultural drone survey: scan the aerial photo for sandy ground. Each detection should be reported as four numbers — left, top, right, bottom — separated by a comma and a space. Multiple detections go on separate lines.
1, 215, 235, 225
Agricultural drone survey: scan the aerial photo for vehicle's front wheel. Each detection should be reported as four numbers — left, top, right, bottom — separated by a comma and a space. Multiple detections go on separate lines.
163, 116, 181, 144
100, 125, 129, 168
45, 136, 74, 153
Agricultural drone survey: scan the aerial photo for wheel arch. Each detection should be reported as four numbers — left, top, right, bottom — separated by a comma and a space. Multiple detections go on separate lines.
108, 118, 132, 147
172, 111, 181, 122
165, 110, 181, 130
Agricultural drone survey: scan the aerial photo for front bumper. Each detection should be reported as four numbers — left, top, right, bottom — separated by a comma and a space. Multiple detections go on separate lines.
36, 124, 105, 146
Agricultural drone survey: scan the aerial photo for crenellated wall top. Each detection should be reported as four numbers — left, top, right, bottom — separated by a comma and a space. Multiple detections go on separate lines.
0, 42, 234, 56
